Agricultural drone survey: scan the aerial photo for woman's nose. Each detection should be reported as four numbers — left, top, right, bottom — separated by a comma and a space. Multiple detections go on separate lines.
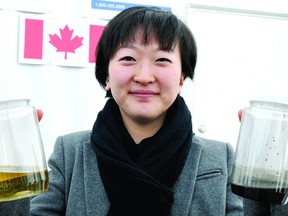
133, 64, 155, 84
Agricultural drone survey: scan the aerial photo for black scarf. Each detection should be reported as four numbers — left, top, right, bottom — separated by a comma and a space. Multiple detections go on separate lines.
91, 95, 193, 216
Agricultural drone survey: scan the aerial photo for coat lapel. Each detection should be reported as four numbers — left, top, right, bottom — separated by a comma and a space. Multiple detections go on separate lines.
83, 141, 110, 216
171, 139, 203, 215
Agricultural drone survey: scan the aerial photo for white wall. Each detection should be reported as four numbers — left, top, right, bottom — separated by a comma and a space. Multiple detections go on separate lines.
1, 0, 288, 161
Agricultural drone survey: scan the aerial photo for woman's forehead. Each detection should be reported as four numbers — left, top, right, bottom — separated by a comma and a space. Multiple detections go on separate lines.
118, 39, 178, 51
119, 29, 178, 49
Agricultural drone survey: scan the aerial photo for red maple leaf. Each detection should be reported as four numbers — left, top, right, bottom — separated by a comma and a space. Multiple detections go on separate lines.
49, 25, 83, 60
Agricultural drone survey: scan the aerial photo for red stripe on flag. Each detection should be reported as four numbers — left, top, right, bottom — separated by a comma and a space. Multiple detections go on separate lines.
89, 25, 105, 63
24, 19, 44, 59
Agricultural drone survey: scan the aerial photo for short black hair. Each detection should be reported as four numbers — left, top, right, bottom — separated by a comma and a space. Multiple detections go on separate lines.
95, 6, 197, 97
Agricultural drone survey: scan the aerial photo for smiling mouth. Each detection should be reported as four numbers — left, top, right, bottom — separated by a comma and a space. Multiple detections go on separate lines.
130, 90, 158, 99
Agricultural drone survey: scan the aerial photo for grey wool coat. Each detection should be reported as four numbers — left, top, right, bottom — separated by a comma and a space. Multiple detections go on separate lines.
0, 130, 244, 215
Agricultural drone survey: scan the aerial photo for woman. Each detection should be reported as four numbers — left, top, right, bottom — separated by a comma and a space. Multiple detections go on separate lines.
0, 6, 243, 215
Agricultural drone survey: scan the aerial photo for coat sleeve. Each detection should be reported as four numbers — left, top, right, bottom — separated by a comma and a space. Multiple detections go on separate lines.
225, 143, 245, 215
29, 136, 67, 215
0, 197, 30, 216
243, 198, 271, 215
0, 136, 66, 216
226, 143, 288, 216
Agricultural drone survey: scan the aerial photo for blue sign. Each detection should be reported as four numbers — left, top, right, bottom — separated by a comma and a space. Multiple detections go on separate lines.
91, 0, 171, 12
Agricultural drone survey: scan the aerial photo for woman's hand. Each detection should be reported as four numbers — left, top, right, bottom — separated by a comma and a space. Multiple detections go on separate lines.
37, 109, 43, 121
238, 109, 243, 122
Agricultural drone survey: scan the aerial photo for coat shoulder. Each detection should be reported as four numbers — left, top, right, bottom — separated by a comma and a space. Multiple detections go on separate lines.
191, 135, 236, 173
192, 135, 235, 156
50, 130, 93, 170
59, 130, 92, 146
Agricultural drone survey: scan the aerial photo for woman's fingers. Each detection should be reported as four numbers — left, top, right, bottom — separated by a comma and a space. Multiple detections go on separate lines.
238, 109, 243, 122
36, 109, 44, 122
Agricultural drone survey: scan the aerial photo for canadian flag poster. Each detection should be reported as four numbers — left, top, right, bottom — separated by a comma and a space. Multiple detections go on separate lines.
18, 15, 106, 67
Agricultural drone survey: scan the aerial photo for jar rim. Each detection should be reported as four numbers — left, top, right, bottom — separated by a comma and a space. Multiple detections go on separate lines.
0, 99, 30, 108
250, 100, 288, 111
249, 94, 288, 106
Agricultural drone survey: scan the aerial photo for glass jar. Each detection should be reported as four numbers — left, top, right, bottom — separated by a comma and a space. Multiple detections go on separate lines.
231, 100, 288, 204
0, 99, 48, 202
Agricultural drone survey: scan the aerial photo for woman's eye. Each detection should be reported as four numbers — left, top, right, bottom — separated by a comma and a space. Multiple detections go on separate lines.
120, 56, 135, 61
157, 58, 171, 62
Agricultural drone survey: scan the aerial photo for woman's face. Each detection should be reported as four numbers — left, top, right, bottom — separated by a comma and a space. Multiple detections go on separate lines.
106, 38, 183, 126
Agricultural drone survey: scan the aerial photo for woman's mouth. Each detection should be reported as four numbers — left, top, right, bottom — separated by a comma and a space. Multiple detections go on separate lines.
130, 90, 158, 99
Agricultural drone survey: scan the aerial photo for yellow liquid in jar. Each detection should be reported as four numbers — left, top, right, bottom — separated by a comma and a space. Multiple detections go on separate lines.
0, 166, 49, 202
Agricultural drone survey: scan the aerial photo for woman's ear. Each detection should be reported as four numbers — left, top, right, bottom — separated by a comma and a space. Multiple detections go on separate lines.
105, 77, 110, 91
179, 75, 184, 87
178, 75, 184, 94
